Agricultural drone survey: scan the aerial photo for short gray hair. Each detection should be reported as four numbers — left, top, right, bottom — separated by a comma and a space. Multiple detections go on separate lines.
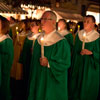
43, 11, 57, 21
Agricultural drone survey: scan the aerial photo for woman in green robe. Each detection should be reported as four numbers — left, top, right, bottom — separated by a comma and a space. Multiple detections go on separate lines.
69, 15, 100, 100
0, 15, 14, 100
57, 19, 73, 50
19, 20, 40, 100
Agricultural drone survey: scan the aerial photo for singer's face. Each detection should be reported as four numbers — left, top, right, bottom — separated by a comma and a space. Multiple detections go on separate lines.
58, 21, 65, 31
83, 17, 95, 31
41, 12, 53, 32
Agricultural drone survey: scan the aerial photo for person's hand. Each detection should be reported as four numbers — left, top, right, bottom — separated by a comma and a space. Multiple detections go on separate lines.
40, 57, 48, 67
80, 49, 93, 55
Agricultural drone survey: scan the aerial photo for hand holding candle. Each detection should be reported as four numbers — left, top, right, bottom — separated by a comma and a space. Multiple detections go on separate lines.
82, 32, 86, 50
41, 37, 44, 58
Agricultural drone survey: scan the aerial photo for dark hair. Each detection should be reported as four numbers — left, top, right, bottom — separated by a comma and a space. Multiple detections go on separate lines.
0, 15, 10, 34
85, 15, 96, 23
30, 19, 41, 27
58, 19, 67, 29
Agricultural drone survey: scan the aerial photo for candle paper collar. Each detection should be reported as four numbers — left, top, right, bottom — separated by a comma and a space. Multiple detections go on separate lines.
38, 30, 64, 46
78, 29, 99, 43
28, 33, 40, 40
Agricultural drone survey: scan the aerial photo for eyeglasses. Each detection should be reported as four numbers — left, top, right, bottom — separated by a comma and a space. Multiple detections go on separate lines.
41, 18, 52, 21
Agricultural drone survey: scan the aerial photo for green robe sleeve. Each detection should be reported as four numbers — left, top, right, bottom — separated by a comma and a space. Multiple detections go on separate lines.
19, 37, 33, 64
0, 55, 1, 87
64, 33, 73, 50
92, 37, 100, 68
49, 39, 71, 81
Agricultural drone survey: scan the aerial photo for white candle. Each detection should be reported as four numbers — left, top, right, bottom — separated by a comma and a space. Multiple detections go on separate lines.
82, 32, 86, 50
41, 37, 44, 58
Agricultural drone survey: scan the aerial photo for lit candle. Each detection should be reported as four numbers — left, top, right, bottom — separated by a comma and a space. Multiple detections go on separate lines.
16, 31, 19, 41
82, 32, 86, 50
16, 27, 18, 30
41, 37, 44, 58
78, 25, 80, 32
70, 28, 73, 32
16, 27, 19, 41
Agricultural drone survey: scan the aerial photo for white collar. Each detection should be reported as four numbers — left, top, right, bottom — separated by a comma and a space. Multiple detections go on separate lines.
78, 29, 99, 42
38, 30, 64, 46
58, 29, 70, 36
0, 34, 10, 42
28, 33, 40, 40
10, 23, 16, 27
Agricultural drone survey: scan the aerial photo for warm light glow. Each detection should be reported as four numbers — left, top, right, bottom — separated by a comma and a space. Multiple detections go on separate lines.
33, 35, 37, 39
83, 33, 86, 39
16, 31, 19, 35
78, 25, 80, 28
16, 27, 18, 30
41, 37, 44, 41
70, 29, 73, 32
39, 29, 42, 33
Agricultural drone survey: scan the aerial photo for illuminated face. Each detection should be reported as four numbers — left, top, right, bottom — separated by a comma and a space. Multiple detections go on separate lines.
58, 21, 65, 31
83, 17, 95, 32
41, 12, 54, 32
30, 22, 39, 33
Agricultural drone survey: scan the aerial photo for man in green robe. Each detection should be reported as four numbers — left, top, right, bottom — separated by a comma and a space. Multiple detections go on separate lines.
28, 11, 71, 100
69, 15, 100, 100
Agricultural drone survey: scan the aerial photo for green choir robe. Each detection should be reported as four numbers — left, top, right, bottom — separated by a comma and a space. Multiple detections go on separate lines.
19, 33, 40, 99
28, 30, 71, 100
69, 29, 100, 100
0, 34, 14, 100
0, 55, 1, 87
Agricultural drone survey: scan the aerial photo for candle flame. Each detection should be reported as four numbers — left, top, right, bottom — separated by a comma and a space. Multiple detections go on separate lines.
83, 32, 86, 37
78, 25, 80, 28
16, 31, 19, 35
33, 35, 37, 39
41, 37, 44, 41
16, 27, 18, 30
70, 29, 72, 32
